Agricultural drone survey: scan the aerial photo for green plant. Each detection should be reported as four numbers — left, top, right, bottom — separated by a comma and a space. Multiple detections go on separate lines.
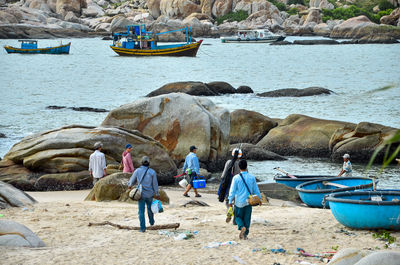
287, 7, 299, 15
322, 5, 381, 23
288, 0, 305, 5
331, 245, 339, 251
216, 10, 249, 25
268, 0, 287, 11
378, 0, 395, 11
377, 9, 393, 17
372, 230, 397, 248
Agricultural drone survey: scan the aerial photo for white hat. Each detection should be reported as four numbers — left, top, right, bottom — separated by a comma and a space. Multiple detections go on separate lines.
232, 148, 243, 158
343, 154, 350, 159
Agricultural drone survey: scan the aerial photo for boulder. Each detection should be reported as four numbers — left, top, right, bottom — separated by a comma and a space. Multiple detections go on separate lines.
118, 187, 170, 204
64, 11, 80, 23
47, 0, 58, 13
303, 8, 322, 25
0, 181, 37, 209
0, 160, 35, 191
85, 172, 130, 201
182, 16, 213, 36
236, 86, 253, 94
309, 0, 334, 9
257, 183, 301, 202
328, 248, 370, 265
230, 109, 277, 144
82, 0, 105, 17
229, 143, 286, 161
313, 23, 331, 36
206, 81, 236, 94
148, 0, 162, 18
110, 16, 133, 32
0, 11, 18, 23
200, 0, 213, 17
329, 122, 399, 163
160, 0, 201, 19
354, 251, 400, 265
29, 0, 52, 12
56, 0, 84, 16
257, 114, 355, 157
292, 39, 339, 44
380, 8, 400, 26
146, 81, 217, 97
234, 0, 252, 14
212, 0, 233, 18
0, 220, 45, 247
257, 87, 333, 97
0, 125, 177, 189
102, 93, 230, 171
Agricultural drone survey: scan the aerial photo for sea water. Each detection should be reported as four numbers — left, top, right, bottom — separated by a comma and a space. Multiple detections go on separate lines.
0, 37, 399, 188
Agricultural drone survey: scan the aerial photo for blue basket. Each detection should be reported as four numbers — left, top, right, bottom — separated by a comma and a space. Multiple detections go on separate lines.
192, 176, 206, 189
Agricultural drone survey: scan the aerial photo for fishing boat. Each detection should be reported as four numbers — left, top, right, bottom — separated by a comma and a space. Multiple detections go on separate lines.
296, 177, 375, 208
110, 24, 202, 57
325, 191, 400, 230
4, 40, 71, 54
274, 175, 335, 189
220, 29, 285, 43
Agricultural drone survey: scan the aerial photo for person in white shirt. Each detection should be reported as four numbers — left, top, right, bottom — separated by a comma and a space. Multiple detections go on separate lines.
89, 142, 107, 185
337, 153, 352, 177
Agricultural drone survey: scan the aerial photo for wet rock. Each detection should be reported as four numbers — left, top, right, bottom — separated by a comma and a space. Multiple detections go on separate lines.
230, 109, 277, 144
0, 133, 6, 138
257, 87, 333, 97
206, 81, 236, 94
229, 143, 286, 161
236, 86, 253, 94
147, 81, 217, 97
292, 39, 339, 45
46, 106, 109, 112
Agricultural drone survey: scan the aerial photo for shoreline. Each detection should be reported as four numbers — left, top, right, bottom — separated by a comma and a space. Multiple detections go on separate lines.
2, 187, 400, 264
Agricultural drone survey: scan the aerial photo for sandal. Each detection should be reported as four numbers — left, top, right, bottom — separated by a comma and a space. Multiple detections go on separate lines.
195, 194, 202, 198
183, 194, 190, 197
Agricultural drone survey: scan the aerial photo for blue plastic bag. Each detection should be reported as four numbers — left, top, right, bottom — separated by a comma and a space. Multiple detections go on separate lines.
151, 200, 163, 214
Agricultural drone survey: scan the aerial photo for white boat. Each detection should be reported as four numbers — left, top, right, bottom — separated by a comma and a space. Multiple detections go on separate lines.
220, 29, 285, 43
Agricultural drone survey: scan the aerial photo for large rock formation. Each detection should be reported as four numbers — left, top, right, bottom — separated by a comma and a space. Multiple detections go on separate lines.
257, 87, 333, 97
0, 181, 37, 209
230, 109, 277, 144
0, 125, 177, 190
257, 114, 355, 157
160, 0, 201, 19
329, 122, 399, 163
0, 220, 45, 247
102, 93, 230, 171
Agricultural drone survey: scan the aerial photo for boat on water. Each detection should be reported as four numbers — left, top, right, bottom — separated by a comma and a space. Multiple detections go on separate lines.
110, 24, 202, 57
4, 40, 71, 54
296, 177, 375, 208
274, 175, 335, 189
325, 190, 400, 230
220, 29, 285, 43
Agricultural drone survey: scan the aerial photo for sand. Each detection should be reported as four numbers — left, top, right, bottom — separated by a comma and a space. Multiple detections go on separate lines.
2, 187, 400, 265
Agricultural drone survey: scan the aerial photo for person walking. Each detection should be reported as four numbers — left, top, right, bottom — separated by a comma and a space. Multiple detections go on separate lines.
128, 156, 160, 233
182, 145, 201, 198
89, 141, 107, 185
121, 144, 135, 173
218, 148, 242, 207
337, 153, 353, 177
228, 159, 262, 240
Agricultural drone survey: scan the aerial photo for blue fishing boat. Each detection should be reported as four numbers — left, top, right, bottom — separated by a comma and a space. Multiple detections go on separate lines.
296, 177, 375, 208
274, 175, 334, 188
4, 40, 71, 54
110, 24, 202, 57
325, 191, 400, 230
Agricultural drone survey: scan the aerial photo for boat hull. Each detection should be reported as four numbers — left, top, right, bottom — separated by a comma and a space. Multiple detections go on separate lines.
274, 175, 334, 188
110, 41, 202, 57
221, 36, 285, 43
326, 191, 400, 230
296, 177, 375, 208
4, 43, 71, 54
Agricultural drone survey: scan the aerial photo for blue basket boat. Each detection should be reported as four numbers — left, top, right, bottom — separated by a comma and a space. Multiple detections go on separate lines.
4, 40, 71, 54
296, 177, 375, 208
274, 175, 334, 188
325, 190, 400, 230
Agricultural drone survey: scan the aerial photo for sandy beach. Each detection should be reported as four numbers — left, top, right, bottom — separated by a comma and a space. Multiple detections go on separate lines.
2, 187, 400, 265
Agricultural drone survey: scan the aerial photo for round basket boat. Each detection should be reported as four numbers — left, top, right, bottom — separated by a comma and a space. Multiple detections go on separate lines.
295, 177, 375, 208
274, 175, 334, 188
324, 190, 400, 230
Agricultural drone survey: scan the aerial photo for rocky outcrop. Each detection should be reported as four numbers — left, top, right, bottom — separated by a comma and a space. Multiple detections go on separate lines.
230, 109, 277, 144
229, 143, 286, 161
257, 114, 355, 157
56, 0, 86, 17
330, 15, 400, 40
85, 172, 130, 202
329, 122, 399, 163
212, 0, 233, 18
257, 87, 333, 97
101, 93, 230, 171
148, 0, 162, 18
0, 220, 45, 247
0, 24, 91, 39
0, 125, 177, 189
0, 181, 37, 209
160, 0, 201, 19
309, 0, 334, 10
380, 8, 400, 26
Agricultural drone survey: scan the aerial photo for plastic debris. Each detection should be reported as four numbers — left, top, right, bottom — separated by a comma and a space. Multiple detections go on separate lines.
0, 214, 4, 217
204, 241, 238, 248
271, 248, 286, 253
233, 255, 246, 264
159, 230, 196, 240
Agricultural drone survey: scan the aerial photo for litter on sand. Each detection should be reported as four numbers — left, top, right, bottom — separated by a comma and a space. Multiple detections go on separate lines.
204, 241, 238, 248
158, 230, 196, 240
233, 255, 246, 264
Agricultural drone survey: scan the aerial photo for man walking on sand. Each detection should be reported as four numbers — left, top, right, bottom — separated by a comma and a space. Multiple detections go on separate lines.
228, 159, 262, 240
89, 142, 107, 185
182, 145, 201, 198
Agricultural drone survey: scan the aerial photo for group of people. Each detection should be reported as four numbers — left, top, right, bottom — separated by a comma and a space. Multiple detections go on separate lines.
88, 141, 353, 239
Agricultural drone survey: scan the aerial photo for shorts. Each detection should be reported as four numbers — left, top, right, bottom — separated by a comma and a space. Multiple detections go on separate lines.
188, 172, 197, 186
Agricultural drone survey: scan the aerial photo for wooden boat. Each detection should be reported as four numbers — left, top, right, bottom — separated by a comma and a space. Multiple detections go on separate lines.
110, 24, 202, 57
296, 177, 375, 208
325, 191, 400, 230
274, 175, 334, 188
220, 29, 285, 43
4, 40, 71, 54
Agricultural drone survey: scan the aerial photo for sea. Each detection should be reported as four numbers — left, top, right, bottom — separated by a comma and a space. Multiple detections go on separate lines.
0, 36, 399, 188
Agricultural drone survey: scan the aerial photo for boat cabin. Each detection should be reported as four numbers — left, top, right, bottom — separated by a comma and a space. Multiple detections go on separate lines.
113, 24, 157, 50
236, 30, 270, 39
19, 40, 38, 49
